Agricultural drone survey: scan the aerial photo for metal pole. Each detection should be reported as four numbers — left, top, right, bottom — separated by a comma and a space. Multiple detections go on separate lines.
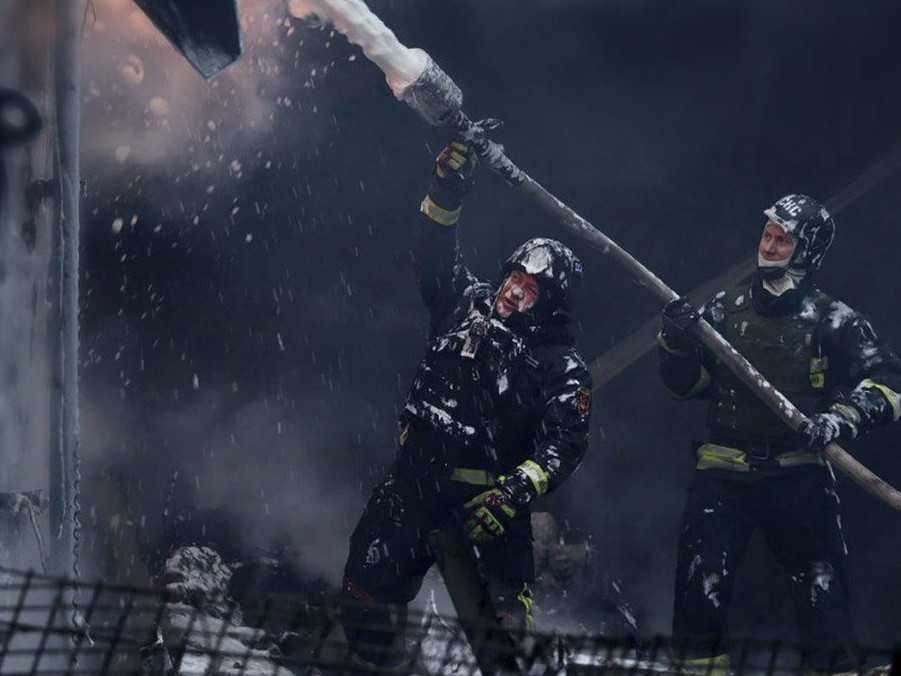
51, 0, 84, 575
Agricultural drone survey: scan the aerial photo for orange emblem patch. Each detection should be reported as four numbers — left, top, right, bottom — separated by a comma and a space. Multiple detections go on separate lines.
576, 386, 591, 417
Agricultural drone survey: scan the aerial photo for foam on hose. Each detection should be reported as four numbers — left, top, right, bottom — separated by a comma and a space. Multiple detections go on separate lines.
288, 0, 430, 97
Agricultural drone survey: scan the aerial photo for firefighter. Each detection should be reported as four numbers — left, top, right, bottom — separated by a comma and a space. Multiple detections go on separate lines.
659, 194, 901, 672
340, 140, 592, 668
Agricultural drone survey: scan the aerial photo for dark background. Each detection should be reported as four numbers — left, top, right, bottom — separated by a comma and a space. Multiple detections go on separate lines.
73, 0, 901, 648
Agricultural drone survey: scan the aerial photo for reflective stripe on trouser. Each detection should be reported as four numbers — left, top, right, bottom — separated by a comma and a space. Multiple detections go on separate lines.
695, 443, 823, 472
495, 583, 535, 633
517, 584, 535, 631
673, 469, 856, 670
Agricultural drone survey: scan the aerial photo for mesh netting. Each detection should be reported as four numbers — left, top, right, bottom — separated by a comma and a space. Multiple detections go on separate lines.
0, 567, 895, 675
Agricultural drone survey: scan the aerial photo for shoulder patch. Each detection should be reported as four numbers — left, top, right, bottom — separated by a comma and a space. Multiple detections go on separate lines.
576, 386, 591, 417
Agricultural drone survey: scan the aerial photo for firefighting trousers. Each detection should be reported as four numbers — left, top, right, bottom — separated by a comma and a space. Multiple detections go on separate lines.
341, 467, 534, 667
672, 468, 856, 670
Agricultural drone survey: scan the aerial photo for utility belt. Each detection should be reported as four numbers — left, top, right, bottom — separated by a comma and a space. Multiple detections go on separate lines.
696, 439, 823, 473
448, 467, 497, 486
396, 420, 500, 486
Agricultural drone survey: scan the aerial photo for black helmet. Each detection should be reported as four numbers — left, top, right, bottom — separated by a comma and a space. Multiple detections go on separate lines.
500, 237, 582, 316
763, 194, 835, 272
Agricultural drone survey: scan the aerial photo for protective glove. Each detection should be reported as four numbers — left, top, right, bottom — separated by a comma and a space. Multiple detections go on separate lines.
428, 140, 478, 208
461, 459, 548, 544
462, 486, 517, 544
660, 297, 700, 353
800, 405, 860, 452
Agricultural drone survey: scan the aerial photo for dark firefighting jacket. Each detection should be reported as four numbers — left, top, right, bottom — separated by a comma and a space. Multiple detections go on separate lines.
399, 206, 593, 497
659, 277, 901, 473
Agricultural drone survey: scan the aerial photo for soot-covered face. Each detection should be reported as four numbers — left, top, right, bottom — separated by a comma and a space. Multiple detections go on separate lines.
495, 270, 539, 319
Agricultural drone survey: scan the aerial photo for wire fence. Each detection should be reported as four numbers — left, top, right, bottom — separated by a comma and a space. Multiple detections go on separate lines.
0, 566, 895, 675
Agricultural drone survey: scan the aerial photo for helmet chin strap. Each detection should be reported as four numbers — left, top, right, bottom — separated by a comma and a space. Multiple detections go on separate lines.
757, 254, 806, 296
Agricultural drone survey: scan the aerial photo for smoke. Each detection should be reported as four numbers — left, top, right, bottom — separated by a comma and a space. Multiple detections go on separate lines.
74, 0, 406, 586
82, 0, 306, 169
79, 372, 367, 583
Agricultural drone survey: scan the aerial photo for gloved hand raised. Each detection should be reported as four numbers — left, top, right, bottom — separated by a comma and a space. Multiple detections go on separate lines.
429, 140, 478, 207
800, 406, 860, 452
660, 297, 700, 352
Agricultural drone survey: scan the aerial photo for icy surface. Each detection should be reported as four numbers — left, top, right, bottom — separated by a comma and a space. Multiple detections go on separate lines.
164, 603, 294, 675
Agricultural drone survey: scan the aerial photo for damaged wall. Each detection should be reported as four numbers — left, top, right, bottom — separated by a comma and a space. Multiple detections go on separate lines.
0, 1, 56, 572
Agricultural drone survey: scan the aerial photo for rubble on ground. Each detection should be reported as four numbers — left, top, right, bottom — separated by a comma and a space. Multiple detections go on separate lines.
142, 545, 289, 674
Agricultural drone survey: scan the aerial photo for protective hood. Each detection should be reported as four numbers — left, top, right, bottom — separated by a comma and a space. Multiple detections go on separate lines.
499, 237, 583, 326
